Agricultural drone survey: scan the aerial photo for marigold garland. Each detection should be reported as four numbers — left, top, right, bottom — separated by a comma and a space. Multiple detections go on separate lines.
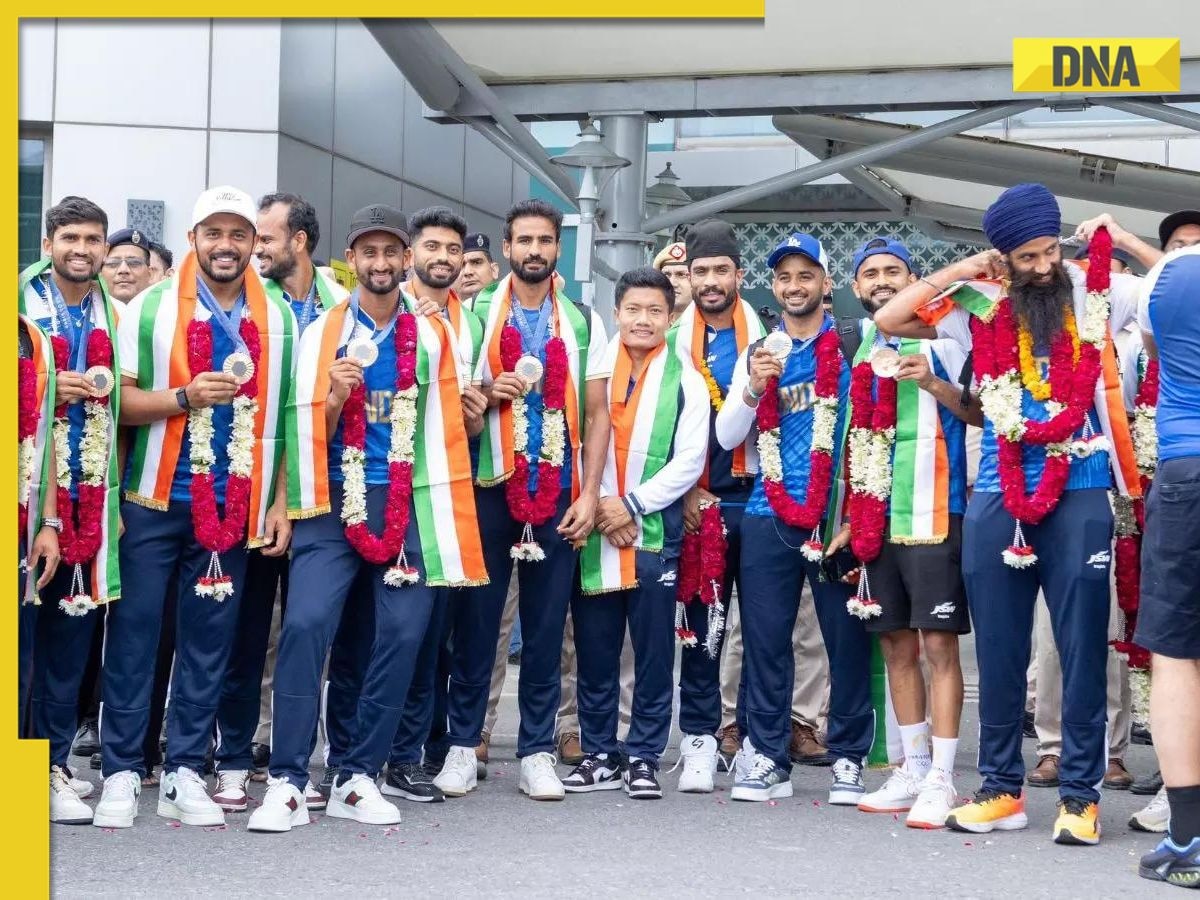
1017, 308, 1079, 401
699, 357, 725, 412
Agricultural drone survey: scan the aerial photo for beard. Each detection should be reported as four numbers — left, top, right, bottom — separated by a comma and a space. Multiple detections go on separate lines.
198, 251, 249, 284
53, 257, 96, 283
779, 291, 823, 320
511, 255, 554, 285
357, 269, 403, 296
1010, 263, 1073, 349
258, 249, 296, 282
696, 286, 736, 316
414, 258, 458, 290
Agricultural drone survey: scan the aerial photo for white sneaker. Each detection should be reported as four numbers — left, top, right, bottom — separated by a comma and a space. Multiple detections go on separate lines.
676, 734, 718, 794
93, 770, 141, 828
520, 752, 565, 801
64, 768, 93, 799
907, 767, 957, 829
158, 767, 225, 827
305, 780, 327, 811
434, 746, 478, 798
732, 736, 757, 783
326, 773, 401, 825
247, 778, 310, 833
858, 766, 924, 813
50, 767, 93, 825
1130, 785, 1170, 834
212, 769, 250, 812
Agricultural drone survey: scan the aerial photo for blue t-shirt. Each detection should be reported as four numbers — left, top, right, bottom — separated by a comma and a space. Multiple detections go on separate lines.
705, 326, 752, 504
33, 275, 91, 498
515, 304, 572, 493
1143, 248, 1200, 462
329, 306, 400, 485
974, 343, 1111, 493
931, 353, 969, 516
746, 316, 851, 518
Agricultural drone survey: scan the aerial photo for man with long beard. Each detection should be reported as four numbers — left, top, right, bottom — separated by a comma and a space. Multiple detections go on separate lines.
18, 196, 123, 824
101, 186, 297, 829
715, 233, 874, 805
435, 199, 610, 802
211, 192, 348, 814
250, 204, 487, 832
876, 183, 1144, 845
661, 219, 765, 793
845, 237, 978, 828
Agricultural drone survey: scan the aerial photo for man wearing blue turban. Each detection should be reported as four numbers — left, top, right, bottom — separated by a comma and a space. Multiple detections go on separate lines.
874, 183, 1146, 846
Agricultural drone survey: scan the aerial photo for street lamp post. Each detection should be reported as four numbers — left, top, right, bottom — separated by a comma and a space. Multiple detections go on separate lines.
550, 121, 630, 286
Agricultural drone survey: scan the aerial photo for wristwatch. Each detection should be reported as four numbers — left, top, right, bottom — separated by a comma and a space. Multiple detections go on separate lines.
41, 517, 63, 533
176, 386, 190, 411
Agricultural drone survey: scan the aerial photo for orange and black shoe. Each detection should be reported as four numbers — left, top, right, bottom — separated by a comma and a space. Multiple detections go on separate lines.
945, 788, 1028, 834
1053, 797, 1101, 845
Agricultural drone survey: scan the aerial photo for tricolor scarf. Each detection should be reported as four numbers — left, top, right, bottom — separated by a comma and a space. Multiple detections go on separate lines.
262, 264, 348, 320
472, 274, 591, 497
580, 335, 684, 595
670, 296, 766, 481
19, 314, 57, 605
286, 295, 487, 587
401, 283, 484, 379
926, 277, 1141, 499
19, 258, 123, 602
122, 252, 296, 545
850, 324, 966, 544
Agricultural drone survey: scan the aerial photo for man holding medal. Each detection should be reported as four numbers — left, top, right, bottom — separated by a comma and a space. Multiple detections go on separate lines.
250, 204, 487, 833
435, 199, 610, 803
99, 186, 296, 830
18, 196, 123, 824
715, 232, 874, 805
210, 192, 348, 814
875, 183, 1145, 845
842, 237, 977, 828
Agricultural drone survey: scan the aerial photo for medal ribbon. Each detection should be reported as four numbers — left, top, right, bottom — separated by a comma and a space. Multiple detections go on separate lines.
510, 293, 553, 359
42, 275, 95, 372
347, 289, 402, 357
195, 278, 248, 356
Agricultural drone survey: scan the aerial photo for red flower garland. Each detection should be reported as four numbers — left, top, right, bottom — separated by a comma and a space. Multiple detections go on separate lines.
847, 360, 898, 563
49, 330, 113, 568
500, 324, 568, 526
341, 311, 419, 565
187, 317, 260, 553
756, 328, 842, 531
18, 355, 39, 541
676, 502, 728, 650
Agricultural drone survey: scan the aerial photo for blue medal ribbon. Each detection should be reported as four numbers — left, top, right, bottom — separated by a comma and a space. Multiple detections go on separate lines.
195, 278, 248, 357
510, 292, 553, 359
41, 274, 95, 372
347, 289, 402, 357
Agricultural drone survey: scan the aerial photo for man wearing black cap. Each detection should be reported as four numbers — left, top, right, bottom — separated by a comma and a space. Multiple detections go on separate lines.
661, 218, 767, 794
148, 242, 174, 283
251, 204, 487, 832
845, 237, 977, 828
101, 228, 154, 304
715, 231, 875, 806
876, 183, 1146, 845
456, 231, 500, 305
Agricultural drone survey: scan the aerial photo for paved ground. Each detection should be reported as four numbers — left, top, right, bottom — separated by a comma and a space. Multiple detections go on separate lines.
52, 638, 1171, 899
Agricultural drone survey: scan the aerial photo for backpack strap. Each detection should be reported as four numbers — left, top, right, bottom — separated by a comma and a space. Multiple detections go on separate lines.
836, 316, 863, 363
958, 351, 975, 408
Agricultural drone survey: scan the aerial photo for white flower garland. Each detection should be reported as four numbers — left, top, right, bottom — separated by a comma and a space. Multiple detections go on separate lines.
52, 418, 71, 489
188, 408, 218, 474
18, 438, 36, 513
757, 428, 783, 481
978, 372, 1026, 442
52, 396, 112, 616
1133, 403, 1158, 479
849, 425, 897, 500
540, 407, 566, 465
79, 400, 110, 487
811, 398, 839, 455
512, 394, 529, 455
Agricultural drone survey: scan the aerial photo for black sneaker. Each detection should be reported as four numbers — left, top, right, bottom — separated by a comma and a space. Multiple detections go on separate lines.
1141, 836, 1200, 888
382, 762, 445, 803
317, 765, 337, 800
72, 719, 101, 757
1133, 770, 1165, 796
623, 758, 662, 800
1131, 723, 1154, 746
1022, 710, 1036, 740
731, 753, 793, 802
563, 753, 622, 793
250, 742, 270, 770
89, 752, 102, 771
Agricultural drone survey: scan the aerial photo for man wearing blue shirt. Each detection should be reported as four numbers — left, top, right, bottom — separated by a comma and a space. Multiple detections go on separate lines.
1132, 244, 1200, 888
715, 233, 874, 804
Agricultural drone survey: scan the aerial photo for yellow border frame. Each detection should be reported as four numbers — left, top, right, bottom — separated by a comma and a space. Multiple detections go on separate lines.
6, 8, 763, 894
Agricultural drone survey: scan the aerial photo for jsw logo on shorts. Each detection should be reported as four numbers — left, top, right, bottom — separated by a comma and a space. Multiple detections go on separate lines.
930, 602, 956, 618
1087, 550, 1112, 568
658, 568, 677, 585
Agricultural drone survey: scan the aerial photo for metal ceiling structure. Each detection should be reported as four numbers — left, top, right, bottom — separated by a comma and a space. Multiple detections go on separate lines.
363, 8, 1200, 317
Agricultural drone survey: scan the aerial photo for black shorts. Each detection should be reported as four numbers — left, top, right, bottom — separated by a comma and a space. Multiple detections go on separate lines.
1134, 456, 1200, 659
862, 514, 970, 635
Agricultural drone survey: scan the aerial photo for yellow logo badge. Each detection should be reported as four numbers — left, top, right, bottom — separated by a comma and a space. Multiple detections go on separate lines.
1013, 39, 1180, 93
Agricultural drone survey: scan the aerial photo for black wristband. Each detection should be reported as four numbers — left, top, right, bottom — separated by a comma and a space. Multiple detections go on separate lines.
176, 386, 190, 411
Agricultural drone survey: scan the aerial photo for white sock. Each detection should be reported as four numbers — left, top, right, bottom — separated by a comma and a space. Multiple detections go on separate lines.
931, 736, 959, 775
899, 722, 932, 777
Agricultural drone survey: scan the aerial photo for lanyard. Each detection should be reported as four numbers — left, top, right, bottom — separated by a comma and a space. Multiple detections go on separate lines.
41, 274, 94, 372
296, 275, 320, 334
195, 278, 248, 352
510, 293, 553, 356
348, 289, 402, 350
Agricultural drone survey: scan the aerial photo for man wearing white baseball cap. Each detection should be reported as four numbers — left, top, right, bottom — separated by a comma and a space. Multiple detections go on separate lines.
95, 186, 298, 830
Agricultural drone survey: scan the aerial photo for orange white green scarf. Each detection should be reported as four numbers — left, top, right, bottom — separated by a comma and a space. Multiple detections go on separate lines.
19, 314, 56, 606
